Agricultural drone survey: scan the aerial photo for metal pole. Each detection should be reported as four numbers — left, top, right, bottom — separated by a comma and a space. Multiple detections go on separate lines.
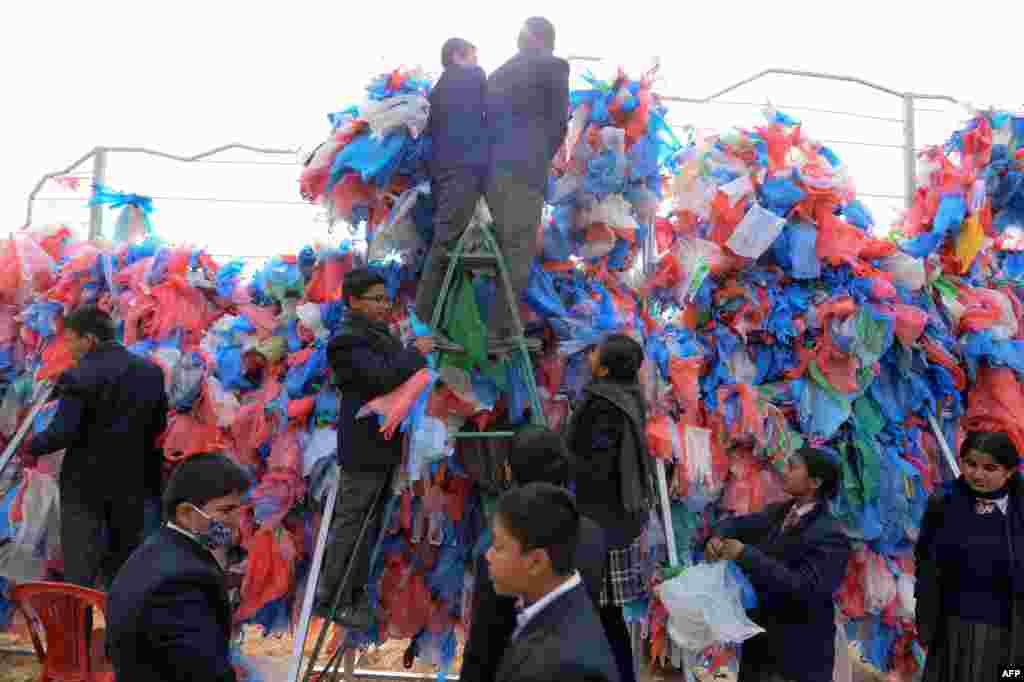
902, 96, 917, 211
88, 147, 107, 240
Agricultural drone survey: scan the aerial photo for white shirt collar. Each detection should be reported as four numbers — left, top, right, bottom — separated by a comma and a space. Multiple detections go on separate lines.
512, 572, 581, 641
166, 522, 225, 569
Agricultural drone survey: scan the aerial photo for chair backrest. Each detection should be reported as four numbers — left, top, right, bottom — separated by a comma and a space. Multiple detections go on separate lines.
11, 581, 108, 682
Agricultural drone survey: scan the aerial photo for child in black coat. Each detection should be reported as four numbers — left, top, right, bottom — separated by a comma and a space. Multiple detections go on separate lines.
565, 334, 652, 682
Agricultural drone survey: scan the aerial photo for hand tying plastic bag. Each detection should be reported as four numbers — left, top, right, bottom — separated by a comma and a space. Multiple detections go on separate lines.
655, 561, 764, 653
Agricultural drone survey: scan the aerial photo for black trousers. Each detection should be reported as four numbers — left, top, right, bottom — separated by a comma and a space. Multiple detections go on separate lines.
415, 167, 486, 326
60, 482, 145, 589
316, 469, 391, 609
599, 604, 637, 682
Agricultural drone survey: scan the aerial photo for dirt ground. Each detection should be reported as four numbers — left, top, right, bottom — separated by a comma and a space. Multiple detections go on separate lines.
0, 625, 888, 682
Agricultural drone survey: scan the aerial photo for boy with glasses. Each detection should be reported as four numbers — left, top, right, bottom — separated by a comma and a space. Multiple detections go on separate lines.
315, 268, 434, 628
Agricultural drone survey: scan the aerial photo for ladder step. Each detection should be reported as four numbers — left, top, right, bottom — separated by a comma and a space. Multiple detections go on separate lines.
453, 431, 516, 439
443, 252, 498, 270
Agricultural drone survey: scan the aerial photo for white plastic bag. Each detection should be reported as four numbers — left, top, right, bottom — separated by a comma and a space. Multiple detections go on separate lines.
726, 202, 786, 259
656, 561, 764, 652
878, 252, 926, 291
0, 469, 61, 582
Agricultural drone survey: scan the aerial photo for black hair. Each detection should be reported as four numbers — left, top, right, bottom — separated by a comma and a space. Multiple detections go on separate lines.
63, 304, 115, 343
509, 425, 569, 487
343, 267, 387, 306
961, 431, 1020, 470
162, 452, 252, 519
523, 17, 556, 51
495, 482, 578, 576
597, 333, 644, 383
441, 38, 475, 69
795, 447, 841, 499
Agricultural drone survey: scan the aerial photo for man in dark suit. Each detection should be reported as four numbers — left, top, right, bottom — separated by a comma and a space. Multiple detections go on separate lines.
705, 448, 851, 682
485, 482, 619, 682
461, 426, 607, 682
314, 268, 434, 629
483, 17, 570, 351
106, 452, 251, 682
415, 37, 489, 327
26, 304, 168, 588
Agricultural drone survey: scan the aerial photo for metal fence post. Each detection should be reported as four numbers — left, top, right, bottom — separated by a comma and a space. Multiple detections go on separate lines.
903, 95, 916, 211
88, 147, 108, 240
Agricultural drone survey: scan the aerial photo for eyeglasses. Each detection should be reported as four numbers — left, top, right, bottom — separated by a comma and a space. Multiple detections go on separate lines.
359, 295, 392, 305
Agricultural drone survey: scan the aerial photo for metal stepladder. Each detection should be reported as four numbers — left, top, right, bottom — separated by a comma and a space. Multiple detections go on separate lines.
290, 200, 547, 682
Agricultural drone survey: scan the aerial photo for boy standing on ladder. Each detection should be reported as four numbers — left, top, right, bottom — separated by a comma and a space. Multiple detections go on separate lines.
314, 268, 434, 628
415, 37, 489, 331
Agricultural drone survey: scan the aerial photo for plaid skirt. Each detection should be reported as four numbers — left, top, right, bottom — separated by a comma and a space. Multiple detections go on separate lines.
598, 537, 645, 607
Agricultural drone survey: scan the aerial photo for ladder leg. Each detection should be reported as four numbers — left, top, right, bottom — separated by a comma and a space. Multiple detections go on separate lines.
289, 465, 341, 682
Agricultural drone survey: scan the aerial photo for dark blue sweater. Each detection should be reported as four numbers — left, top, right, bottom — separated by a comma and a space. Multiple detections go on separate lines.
932, 479, 1014, 627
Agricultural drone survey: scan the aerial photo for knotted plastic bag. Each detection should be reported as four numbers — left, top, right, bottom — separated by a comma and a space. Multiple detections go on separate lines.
357, 368, 437, 440
655, 561, 764, 652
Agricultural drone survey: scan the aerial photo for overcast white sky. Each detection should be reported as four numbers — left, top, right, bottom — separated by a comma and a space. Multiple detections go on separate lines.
4, 0, 1021, 264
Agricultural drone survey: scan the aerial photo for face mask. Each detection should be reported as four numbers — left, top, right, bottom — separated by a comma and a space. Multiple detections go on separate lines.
191, 505, 235, 550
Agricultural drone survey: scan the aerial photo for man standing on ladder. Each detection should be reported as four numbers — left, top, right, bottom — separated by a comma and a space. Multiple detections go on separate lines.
483, 17, 569, 353
414, 37, 489, 331
314, 268, 434, 629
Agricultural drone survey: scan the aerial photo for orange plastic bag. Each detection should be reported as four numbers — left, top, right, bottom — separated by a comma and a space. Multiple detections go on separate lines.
668, 355, 702, 416
646, 414, 676, 460
357, 368, 435, 440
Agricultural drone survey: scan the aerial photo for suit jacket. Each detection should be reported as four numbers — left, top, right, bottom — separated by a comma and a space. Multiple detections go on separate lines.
29, 341, 168, 500
494, 583, 619, 682
486, 49, 570, 191
428, 64, 488, 172
713, 501, 851, 682
327, 314, 426, 474
105, 526, 236, 682
461, 516, 608, 682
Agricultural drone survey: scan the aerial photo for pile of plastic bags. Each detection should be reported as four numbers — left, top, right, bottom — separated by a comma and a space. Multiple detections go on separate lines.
0, 61, 1020, 680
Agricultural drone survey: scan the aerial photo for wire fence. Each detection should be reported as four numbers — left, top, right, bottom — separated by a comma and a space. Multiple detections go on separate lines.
25, 66, 973, 266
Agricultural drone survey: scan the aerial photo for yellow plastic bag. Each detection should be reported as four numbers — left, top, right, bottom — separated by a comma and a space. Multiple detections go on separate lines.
954, 213, 985, 274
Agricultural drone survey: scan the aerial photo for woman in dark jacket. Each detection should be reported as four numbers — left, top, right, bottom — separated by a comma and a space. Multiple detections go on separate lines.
915, 430, 1024, 681
565, 334, 652, 682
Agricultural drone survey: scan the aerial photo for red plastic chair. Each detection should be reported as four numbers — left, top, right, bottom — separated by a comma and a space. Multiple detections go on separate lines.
10, 581, 115, 682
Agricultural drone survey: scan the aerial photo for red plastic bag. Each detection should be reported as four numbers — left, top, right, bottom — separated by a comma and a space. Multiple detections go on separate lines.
963, 366, 1024, 455
237, 528, 295, 622
37, 335, 74, 383
816, 212, 867, 266
231, 402, 276, 468
647, 414, 676, 460
880, 304, 928, 347
668, 355, 703, 416
161, 413, 223, 463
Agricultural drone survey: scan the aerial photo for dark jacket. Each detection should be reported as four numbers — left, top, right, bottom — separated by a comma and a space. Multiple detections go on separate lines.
486, 49, 570, 191
327, 314, 426, 474
428, 64, 488, 173
567, 383, 651, 549
106, 526, 236, 682
29, 341, 168, 500
494, 582, 619, 682
462, 516, 607, 682
915, 475, 1024, 663
713, 500, 851, 682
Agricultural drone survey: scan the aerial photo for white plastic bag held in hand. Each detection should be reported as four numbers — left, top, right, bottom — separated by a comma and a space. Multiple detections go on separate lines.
655, 561, 764, 653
